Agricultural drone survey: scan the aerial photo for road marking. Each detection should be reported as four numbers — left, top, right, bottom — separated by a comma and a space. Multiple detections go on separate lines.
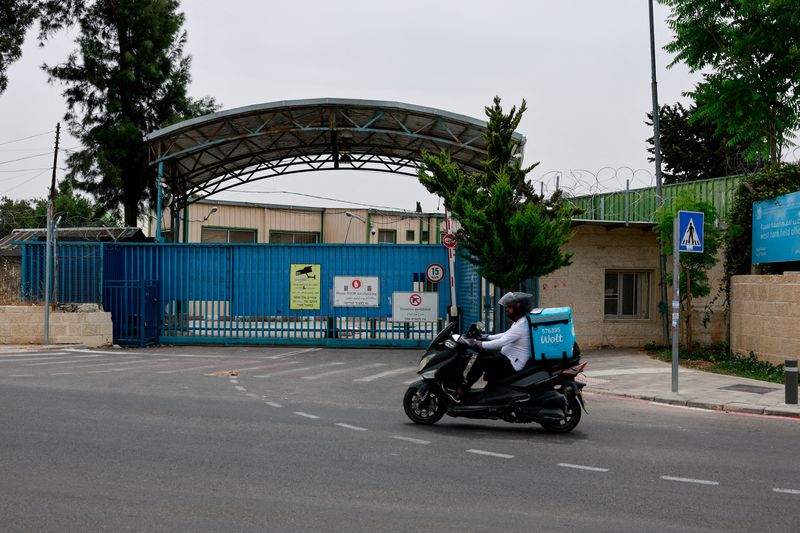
230, 379, 239, 384
24, 357, 141, 367
73, 358, 170, 370
466, 449, 514, 459
8, 374, 33, 377
302, 363, 386, 380
264, 401, 284, 408
226, 360, 301, 373
0, 352, 68, 357
773, 488, 800, 495
0, 354, 77, 363
50, 372, 74, 376
391, 436, 431, 445
335, 423, 367, 431
353, 367, 417, 382
85, 359, 173, 373
294, 412, 320, 419
156, 363, 230, 374
65, 348, 217, 358
246, 393, 259, 400
254, 362, 344, 378
558, 463, 609, 472
19, 355, 118, 366
660, 476, 719, 486
265, 348, 323, 360
234, 385, 246, 392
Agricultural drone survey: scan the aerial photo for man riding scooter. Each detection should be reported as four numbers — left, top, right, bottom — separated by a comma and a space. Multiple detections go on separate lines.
447, 292, 535, 403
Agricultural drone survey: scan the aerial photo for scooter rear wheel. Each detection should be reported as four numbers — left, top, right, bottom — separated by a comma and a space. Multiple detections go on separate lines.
403, 385, 447, 424
540, 393, 582, 433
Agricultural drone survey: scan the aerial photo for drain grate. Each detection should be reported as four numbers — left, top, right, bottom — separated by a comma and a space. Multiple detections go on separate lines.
719, 384, 777, 395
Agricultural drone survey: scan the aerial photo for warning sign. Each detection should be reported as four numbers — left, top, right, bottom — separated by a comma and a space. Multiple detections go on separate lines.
334, 276, 379, 307
392, 292, 438, 322
290, 264, 321, 310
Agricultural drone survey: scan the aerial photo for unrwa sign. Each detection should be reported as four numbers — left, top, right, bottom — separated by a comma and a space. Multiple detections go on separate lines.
752, 190, 800, 264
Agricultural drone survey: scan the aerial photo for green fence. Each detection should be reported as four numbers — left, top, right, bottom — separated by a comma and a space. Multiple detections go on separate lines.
566, 175, 743, 223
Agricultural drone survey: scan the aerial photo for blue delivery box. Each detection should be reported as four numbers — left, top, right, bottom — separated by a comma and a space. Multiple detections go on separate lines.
526, 307, 577, 361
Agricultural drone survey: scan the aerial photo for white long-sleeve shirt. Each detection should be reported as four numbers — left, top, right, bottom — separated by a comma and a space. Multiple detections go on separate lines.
480, 316, 531, 371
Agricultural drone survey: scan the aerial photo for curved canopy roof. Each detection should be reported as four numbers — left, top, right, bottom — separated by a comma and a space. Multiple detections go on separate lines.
144, 98, 526, 202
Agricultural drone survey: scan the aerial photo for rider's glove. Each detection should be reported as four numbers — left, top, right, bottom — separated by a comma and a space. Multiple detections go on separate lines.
464, 338, 482, 348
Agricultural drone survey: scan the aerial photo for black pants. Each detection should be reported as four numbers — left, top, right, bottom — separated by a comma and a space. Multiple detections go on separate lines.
465, 351, 516, 388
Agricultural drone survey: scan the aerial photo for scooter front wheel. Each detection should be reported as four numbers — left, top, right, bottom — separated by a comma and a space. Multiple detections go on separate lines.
540, 393, 582, 433
403, 384, 447, 424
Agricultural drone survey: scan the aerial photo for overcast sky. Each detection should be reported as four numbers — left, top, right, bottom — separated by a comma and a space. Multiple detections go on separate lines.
0, 0, 701, 212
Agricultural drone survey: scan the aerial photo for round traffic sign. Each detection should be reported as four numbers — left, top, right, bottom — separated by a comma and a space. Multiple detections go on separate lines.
425, 263, 445, 283
409, 294, 422, 306
442, 233, 457, 249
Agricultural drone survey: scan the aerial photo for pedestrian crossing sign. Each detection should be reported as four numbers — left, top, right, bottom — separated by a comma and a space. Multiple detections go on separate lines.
678, 210, 704, 253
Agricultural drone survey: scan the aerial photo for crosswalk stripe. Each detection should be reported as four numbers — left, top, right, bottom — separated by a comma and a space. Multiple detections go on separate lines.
353, 367, 417, 382
253, 362, 344, 378
302, 363, 386, 380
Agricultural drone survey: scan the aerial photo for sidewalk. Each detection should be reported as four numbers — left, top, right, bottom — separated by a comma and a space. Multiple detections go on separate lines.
582, 349, 800, 418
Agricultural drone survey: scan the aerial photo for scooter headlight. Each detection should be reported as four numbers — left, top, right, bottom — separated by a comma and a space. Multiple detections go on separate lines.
417, 355, 433, 372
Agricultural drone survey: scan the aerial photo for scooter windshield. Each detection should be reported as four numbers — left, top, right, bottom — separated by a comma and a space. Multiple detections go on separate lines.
426, 320, 458, 351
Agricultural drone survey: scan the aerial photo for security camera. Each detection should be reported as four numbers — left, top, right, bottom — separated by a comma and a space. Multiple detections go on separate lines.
370, 226, 377, 236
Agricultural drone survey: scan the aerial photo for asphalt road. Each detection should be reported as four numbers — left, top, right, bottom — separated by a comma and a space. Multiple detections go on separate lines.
0, 346, 798, 532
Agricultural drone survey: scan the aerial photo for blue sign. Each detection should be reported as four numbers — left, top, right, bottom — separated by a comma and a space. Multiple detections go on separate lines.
752, 190, 800, 264
678, 210, 704, 253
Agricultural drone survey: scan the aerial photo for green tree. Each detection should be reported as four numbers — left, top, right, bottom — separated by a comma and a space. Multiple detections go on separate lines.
0, 1, 218, 226
646, 102, 764, 183
661, 0, 800, 164
0, 196, 37, 237
0, 1, 38, 94
418, 96, 578, 291
655, 194, 722, 347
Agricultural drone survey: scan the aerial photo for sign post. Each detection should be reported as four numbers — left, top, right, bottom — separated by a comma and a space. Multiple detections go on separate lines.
443, 211, 458, 322
672, 210, 705, 392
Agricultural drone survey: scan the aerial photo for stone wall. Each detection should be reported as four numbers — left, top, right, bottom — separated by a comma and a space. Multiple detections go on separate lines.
0, 256, 21, 303
0, 305, 112, 347
730, 274, 800, 365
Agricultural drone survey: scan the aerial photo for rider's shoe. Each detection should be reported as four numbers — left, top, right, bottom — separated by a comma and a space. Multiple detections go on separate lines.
443, 386, 464, 404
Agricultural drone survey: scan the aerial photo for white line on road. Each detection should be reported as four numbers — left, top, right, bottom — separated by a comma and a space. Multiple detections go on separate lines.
660, 475, 719, 486
156, 363, 230, 374
72, 358, 170, 370
50, 372, 73, 376
353, 367, 417, 382
253, 362, 344, 378
265, 348, 323, 360
264, 401, 284, 408
85, 359, 173, 373
391, 436, 431, 445
335, 423, 367, 431
234, 385, 247, 392
24, 357, 140, 367
466, 449, 514, 459
8, 374, 33, 377
773, 488, 800, 495
558, 463, 609, 472
294, 412, 320, 419
0, 354, 74, 362
229, 379, 239, 384
65, 348, 217, 358
226, 360, 301, 373
17, 355, 115, 366
246, 393, 259, 400
302, 363, 386, 380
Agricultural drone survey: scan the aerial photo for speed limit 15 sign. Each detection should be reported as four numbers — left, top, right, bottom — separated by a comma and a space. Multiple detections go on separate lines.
425, 263, 445, 283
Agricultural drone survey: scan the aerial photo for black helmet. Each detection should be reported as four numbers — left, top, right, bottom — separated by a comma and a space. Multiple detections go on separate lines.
498, 292, 534, 319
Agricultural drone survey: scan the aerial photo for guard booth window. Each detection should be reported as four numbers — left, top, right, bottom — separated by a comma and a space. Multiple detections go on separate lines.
269, 231, 319, 244
604, 270, 651, 319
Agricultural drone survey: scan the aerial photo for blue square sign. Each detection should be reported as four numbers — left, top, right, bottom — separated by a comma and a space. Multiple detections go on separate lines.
678, 210, 704, 253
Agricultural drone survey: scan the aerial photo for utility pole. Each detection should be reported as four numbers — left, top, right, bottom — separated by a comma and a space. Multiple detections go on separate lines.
649, 0, 669, 345
43, 123, 60, 345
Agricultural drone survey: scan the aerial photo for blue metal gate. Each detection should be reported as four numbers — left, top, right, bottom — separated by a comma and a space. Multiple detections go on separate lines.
23, 242, 462, 347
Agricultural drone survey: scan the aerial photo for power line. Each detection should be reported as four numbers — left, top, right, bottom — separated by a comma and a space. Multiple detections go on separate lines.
0, 130, 54, 147
0, 151, 53, 166
232, 189, 413, 212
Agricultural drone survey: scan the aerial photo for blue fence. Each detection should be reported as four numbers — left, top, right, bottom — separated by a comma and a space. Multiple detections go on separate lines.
22, 242, 463, 347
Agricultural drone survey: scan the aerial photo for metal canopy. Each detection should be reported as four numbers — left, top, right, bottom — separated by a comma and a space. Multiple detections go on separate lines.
144, 98, 526, 203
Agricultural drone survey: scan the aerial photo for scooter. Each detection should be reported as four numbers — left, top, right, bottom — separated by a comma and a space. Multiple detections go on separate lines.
403, 321, 587, 433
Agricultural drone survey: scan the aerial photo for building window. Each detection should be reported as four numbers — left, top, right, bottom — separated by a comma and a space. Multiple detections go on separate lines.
269, 231, 319, 244
604, 270, 651, 319
378, 229, 396, 243
406, 230, 415, 241
201, 227, 257, 243
421, 230, 430, 244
